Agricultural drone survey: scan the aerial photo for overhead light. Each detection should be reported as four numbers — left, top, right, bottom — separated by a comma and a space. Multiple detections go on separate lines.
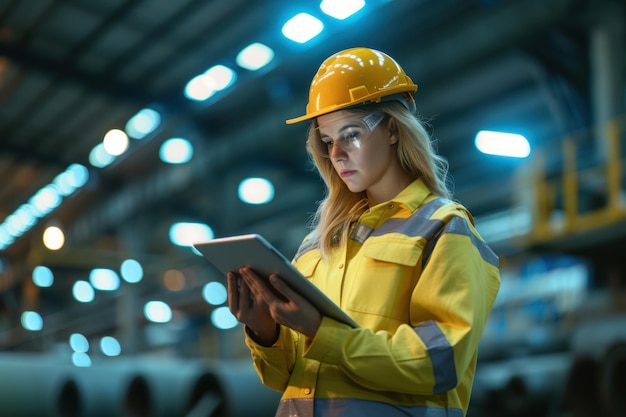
69, 333, 89, 353
159, 138, 193, 164
42, 225, 65, 250
211, 306, 238, 330
89, 143, 116, 168
32, 265, 54, 288
72, 280, 95, 303
475, 130, 531, 158
184, 65, 236, 101
125, 108, 161, 139
89, 268, 120, 291
100, 336, 122, 357
103, 128, 129, 156
238, 177, 275, 204
282, 13, 324, 43
169, 222, 214, 247
144, 300, 172, 323
21, 311, 43, 331
120, 259, 143, 283
320, 0, 365, 20
203, 281, 228, 305
236, 43, 275, 71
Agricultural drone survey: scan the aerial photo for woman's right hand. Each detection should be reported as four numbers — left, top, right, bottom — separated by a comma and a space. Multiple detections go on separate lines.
227, 271, 278, 345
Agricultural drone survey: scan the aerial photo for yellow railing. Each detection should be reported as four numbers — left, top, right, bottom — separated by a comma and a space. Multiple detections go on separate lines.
523, 115, 626, 245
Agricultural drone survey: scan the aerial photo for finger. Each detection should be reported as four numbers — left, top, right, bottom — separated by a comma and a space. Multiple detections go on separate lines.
268, 274, 297, 302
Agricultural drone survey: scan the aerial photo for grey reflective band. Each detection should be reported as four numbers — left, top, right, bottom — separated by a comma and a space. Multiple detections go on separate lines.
413, 320, 457, 393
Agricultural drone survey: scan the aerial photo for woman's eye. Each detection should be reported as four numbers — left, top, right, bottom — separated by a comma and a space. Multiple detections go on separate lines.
341, 129, 362, 142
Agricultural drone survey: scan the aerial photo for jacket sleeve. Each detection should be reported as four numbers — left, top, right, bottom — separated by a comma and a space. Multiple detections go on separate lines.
302, 209, 500, 395
244, 324, 299, 392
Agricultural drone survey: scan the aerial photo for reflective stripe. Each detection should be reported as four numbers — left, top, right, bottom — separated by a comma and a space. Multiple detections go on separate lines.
275, 398, 464, 417
351, 198, 449, 245
444, 217, 499, 268
413, 320, 456, 393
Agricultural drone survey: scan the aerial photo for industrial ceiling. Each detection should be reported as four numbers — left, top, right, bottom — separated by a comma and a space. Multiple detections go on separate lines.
0, 0, 619, 351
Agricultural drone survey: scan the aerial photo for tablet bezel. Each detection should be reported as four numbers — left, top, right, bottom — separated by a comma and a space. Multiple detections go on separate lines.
193, 234, 359, 328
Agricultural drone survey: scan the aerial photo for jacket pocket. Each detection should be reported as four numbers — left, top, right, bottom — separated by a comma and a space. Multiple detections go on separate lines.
345, 238, 424, 323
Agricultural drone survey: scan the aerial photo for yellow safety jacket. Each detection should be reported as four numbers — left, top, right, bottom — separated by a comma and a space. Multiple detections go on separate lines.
245, 178, 501, 417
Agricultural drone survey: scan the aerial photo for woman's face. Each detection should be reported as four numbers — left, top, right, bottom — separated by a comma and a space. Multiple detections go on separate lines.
316, 110, 409, 205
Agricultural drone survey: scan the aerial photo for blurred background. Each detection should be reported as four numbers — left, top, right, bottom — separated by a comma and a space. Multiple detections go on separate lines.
0, 0, 625, 416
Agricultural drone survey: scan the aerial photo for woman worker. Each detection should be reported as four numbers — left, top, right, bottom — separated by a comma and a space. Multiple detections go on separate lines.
227, 47, 501, 417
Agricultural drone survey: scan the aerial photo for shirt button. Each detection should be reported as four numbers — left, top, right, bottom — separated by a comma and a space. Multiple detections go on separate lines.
304, 388, 311, 395
338, 264, 344, 269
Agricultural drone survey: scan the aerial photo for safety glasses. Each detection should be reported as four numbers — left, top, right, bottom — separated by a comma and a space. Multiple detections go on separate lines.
308, 112, 386, 158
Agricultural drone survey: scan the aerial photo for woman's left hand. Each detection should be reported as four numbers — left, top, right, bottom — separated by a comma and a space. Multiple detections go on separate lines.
239, 267, 322, 339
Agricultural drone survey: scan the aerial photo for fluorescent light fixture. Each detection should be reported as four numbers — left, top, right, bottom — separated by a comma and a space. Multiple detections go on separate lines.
282, 13, 324, 43
320, 0, 365, 20
238, 177, 275, 204
205, 65, 236, 90
89, 143, 116, 168
21, 311, 43, 331
144, 301, 172, 323
73, 280, 95, 303
159, 137, 194, 164
120, 259, 143, 283
103, 128, 129, 156
169, 222, 214, 247
184, 65, 236, 101
236, 43, 275, 71
184, 74, 217, 101
475, 130, 531, 158
89, 268, 120, 291
211, 306, 239, 330
125, 108, 161, 139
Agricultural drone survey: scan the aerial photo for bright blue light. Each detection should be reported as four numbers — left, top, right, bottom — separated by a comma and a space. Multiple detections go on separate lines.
236, 43, 275, 71
144, 301, 172, 323
73, 280, 95, 303
184, 65, 236, 102
69, 333, 89, 353
120, 259, 143, 283
238, 177, 275, 205
21, 311, 43, 331
32, 265, 54, 288
211, 306, 239, 330
125, 108, 161, 139
320, 0, 365, 20
72, 352, 92, 367
159, 138, 194, 164
169, 222, 214, 247
89, 268, 120, 291
282, 13, 324, 43
89, 143, 116, 168
202, 281, 228, 305
100, 336, 121, 356
185, 74, 217, 101
475, 130, 531, 158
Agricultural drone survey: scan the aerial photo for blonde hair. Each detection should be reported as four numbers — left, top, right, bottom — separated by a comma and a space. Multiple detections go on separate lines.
301, 102, 451, 259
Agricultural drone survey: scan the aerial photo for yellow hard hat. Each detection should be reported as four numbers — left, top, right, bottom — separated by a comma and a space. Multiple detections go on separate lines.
286, 47, 418, 124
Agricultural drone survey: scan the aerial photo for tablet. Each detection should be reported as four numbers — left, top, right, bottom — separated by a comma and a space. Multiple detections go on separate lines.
193, 234, 359, 328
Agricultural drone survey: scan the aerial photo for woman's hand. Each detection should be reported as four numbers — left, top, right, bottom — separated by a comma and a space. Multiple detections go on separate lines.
227, 271, 278, 345
239, 267, 322, 339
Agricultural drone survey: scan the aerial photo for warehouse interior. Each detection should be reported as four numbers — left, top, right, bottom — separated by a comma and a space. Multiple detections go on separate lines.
0, 0, 625, 416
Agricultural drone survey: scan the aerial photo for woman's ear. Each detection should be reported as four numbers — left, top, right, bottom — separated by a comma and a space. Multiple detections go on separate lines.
387, 118, 399, 144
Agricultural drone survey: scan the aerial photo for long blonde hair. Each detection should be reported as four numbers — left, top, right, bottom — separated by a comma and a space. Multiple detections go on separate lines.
301, 102, 451, 259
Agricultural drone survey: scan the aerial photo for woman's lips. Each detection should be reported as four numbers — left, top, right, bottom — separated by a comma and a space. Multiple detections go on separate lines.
340, 170, 356, 178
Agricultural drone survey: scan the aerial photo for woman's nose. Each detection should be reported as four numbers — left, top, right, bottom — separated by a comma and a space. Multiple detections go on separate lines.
329, 144, 347, 160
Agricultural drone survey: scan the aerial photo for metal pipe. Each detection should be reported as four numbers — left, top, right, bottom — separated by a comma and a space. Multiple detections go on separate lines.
0, 353, 80, 417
